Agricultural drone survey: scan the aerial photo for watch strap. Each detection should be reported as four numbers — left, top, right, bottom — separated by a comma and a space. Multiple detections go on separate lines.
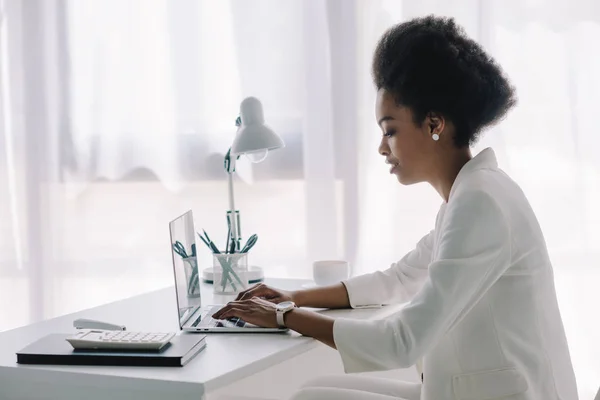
276, 309, 286, 328
276, 302, 296, 328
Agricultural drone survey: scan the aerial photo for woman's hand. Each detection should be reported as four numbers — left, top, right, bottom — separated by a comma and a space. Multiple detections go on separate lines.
234, 283, 295, 304
213, 297, 338, 349
212, 298, 279, 328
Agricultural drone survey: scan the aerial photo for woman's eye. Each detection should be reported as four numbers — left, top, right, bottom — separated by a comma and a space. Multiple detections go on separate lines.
383, 130, 396, 137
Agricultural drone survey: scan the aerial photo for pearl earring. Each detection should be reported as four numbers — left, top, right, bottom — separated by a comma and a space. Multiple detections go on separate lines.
432, 133, 440, 141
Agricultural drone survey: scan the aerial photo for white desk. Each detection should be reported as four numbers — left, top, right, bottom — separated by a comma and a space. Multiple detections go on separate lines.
0, 278, 404, 400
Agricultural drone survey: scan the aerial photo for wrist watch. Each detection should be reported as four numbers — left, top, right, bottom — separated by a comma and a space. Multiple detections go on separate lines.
276, 301, 296, 328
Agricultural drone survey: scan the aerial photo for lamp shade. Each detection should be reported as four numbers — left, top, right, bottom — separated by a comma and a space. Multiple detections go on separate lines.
230, 97, 285, 155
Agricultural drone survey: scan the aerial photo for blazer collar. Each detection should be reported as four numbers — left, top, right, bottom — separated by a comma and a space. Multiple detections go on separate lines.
448, 148, 498, 201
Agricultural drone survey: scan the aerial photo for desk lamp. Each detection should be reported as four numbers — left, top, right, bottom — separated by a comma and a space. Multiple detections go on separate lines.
224, 97, 284, 251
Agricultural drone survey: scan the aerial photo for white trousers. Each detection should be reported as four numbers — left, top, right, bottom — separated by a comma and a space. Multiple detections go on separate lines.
290, 375, 421, 400
216, 375, 421, 400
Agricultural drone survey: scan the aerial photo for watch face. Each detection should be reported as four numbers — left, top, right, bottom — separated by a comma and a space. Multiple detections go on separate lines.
277, 301, 294, 310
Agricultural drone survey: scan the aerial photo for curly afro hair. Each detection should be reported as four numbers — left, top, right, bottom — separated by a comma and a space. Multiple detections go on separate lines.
372, 15, 516, 147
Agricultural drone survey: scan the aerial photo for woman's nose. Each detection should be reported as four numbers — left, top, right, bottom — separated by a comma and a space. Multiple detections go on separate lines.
378, 138, 390, 156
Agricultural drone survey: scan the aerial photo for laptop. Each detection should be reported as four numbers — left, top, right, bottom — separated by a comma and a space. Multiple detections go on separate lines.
169, 210, 287, 333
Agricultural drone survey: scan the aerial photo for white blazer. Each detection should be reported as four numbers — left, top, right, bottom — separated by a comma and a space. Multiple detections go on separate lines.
333, 148, 578, 400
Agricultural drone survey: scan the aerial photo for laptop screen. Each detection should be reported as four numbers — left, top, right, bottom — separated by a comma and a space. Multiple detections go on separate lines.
169, 210, 202, 329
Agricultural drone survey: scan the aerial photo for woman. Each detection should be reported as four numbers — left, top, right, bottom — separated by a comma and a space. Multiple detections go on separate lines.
213, 16, 578, 400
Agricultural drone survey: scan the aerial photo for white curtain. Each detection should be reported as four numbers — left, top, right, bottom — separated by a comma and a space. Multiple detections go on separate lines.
1, 0, 598, 397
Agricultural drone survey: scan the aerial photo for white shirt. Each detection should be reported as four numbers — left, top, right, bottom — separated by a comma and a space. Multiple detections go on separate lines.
333, 148, 578, 400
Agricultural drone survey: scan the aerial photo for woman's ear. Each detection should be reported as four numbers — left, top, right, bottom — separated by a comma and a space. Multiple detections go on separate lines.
426, 112, 445, 137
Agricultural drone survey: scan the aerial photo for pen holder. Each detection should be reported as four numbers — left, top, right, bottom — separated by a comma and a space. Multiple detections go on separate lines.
213, 253, 248, 295
183, 256, 200, 298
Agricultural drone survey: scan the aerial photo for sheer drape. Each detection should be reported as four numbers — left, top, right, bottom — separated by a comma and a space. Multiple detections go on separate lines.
0, 0, 340, 326
1, 0, 597, 397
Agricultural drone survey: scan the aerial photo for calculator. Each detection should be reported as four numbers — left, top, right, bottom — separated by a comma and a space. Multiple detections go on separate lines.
66, 329, 176, 351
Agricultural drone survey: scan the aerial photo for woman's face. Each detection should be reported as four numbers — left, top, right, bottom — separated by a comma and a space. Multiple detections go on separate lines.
376, 89, 441, 185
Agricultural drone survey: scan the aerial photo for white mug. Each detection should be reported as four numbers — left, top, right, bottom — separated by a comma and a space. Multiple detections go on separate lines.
312, 260, 350, 286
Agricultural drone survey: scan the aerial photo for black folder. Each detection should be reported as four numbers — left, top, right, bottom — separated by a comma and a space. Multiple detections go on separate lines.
16, 333, 207, 367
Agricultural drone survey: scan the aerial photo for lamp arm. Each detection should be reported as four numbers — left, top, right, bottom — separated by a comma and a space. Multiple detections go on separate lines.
225, 149, 241, 251
227, 170, 237, 234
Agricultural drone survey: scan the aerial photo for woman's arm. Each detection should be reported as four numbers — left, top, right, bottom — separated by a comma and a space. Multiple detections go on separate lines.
232, 282, 351, 309
283, 308, 337, 348
233, 226, 436, 311
342, 230, 435, 308
333, 190, 512, 373
212, 297, 337, 348
292, 283, 351, 309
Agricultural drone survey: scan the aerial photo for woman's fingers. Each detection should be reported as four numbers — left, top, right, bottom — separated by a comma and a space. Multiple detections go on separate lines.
238, 284, 269, 301
234, 287, 252, 301
219, 307, 247, 320
235, 283, 264, 301
212, 300, 250, 319
212, 306, 225, 319
213, 298, 278, 328
213, 302, 236, 319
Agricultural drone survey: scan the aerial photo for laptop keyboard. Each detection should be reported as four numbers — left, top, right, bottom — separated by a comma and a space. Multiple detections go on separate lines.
191, 306, 246, 328
226, 317, 247, 327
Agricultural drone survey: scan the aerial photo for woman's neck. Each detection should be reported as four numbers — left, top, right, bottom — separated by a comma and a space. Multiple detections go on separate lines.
430, 148, 473, 202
